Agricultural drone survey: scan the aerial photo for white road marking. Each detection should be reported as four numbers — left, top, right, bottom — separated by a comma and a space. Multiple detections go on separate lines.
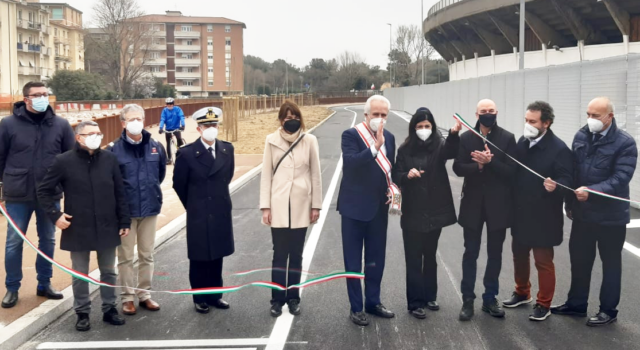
265, 107, 357, 350
37, 338, 307, 349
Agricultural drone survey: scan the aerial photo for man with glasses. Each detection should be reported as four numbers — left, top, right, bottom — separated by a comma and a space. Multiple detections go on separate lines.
453, 99, 517, 321
37, 120, 131, 331
0, 81, 75, 308
552, 97, 638, 327
159, 97, 185, 165
107, 104, 166, 316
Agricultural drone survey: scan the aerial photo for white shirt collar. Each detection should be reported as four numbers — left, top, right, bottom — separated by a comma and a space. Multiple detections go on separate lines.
126, 134, 142, 145
201, 137, 215, 152
529, 132, 546, 148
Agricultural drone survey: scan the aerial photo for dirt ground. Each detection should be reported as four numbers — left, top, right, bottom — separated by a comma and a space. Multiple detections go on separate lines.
218, 106, 333, 154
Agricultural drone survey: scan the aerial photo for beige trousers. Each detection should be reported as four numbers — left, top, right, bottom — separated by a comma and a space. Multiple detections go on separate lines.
117, 216, 158, 303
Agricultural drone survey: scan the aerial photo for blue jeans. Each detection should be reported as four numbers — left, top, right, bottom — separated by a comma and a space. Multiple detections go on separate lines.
4, 201, 59, 292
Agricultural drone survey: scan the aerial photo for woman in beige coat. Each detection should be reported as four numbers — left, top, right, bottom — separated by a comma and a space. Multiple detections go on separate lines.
260, 101, 322, 318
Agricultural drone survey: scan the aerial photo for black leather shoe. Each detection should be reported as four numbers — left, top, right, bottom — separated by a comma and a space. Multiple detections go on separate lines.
288, 299, 301, 316
426, 301, 440, 311
350, 311, 369, 326
271, 302, 283, 317
459, 299, 474, 321
211, 299, 230, 309
410, 308, 427, 319
102, 308, 125, 326
75, 313, 90, 332
195, 303, 210, 314
587, 312, 617, 327
550, 303, 587, 317
365, 304, 395, 318
37, 285, 63, 300
482, 298, 505, 318
1, 291, 18, 308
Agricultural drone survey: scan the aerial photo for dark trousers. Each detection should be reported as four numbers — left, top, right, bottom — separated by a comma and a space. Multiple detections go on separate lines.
341, 203, 388, 313
165, 130, 184, 160
512, 240, 555, 308
271, 227, 307, 304
566, 220, 626, 317
402, 228, 442, 310
189, 259, 223, 305
461, 226, 506, 302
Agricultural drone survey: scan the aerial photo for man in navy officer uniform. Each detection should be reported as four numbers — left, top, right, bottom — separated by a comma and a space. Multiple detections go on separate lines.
172, 107, 235, 314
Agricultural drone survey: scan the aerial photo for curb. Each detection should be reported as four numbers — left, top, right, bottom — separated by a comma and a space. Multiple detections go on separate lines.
0, 106, 341, 350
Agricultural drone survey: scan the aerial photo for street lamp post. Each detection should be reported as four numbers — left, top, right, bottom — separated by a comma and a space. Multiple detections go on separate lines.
421, 0, 424, 85
387, 23, 392, 87
519, 0, 525, 70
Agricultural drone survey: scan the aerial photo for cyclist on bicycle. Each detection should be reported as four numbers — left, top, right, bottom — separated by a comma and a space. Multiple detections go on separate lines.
159, 97, 185, 165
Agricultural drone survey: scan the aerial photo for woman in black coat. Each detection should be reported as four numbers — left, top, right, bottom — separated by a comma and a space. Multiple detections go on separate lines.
392, 108, 461, 319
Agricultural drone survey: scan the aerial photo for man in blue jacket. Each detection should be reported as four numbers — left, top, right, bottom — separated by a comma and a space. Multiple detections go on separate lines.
337, 95, 397, 326
1, 81, 75, 308
552, 97, 638, 327
107, 104, 166, 316
159, 97, 185, 164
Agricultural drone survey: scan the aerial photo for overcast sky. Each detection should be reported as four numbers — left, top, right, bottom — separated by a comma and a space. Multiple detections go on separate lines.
61, 0, 440, 69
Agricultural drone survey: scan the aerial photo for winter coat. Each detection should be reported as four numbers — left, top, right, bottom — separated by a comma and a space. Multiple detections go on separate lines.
392, 131, 459, 233
159, 106, 185, 131
453, 122, 517, 231
0, 101, 75, 202
259, 130, 322, 229
106, 129, 167, 218
512, 130, 573, 247
37, 144, 131, 252
172, 138, 235, 261
567, 119, 638, 226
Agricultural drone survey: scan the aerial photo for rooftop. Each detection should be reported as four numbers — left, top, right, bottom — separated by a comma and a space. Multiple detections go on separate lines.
134, 12, 246, 28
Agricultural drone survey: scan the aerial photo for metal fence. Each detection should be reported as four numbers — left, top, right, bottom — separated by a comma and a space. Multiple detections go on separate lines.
385, 54, 640, 203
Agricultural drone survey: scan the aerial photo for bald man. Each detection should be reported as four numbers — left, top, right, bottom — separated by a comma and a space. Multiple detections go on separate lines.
453, 99, 517, 321
552, 97, 637, 327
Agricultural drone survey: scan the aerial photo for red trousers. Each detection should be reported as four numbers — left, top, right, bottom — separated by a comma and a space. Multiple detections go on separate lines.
512, 239, 555, 308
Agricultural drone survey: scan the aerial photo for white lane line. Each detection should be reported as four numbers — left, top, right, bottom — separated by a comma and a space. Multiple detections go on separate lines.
37, 339, 271, 349
265, 107, 358, 350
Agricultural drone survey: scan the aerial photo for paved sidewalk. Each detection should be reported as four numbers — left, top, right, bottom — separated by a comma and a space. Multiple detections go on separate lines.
0, 117, 262, 328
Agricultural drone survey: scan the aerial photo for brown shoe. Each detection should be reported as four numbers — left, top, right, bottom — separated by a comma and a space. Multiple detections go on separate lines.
122, 301, 136, 315
139, 299, 160, 311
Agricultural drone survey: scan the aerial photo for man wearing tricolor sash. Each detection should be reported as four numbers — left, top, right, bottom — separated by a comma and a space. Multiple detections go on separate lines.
337, 95, 399, 326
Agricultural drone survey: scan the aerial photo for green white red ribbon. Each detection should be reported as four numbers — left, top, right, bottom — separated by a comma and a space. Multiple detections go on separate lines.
453, 113, 640, 205
0, 203, 364, 295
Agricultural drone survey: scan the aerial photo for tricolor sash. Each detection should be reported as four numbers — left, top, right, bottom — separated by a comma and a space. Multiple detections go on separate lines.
354, 122, 402, 215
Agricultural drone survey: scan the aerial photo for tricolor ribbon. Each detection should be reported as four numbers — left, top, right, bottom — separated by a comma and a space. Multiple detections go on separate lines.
0, 203, 364, 295
453, 113, 640, 205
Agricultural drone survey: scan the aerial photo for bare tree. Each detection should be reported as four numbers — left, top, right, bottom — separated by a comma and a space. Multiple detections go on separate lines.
394, 24, 436, 84
91, 0, 153, 98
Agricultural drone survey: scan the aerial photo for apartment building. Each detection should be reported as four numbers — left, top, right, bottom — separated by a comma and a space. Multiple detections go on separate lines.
132, 11, 245, 97
0, 0, 83, 96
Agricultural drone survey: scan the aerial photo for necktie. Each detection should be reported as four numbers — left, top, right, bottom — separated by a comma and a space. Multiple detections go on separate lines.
208, 147, 215, 159
593, 133, 602, 143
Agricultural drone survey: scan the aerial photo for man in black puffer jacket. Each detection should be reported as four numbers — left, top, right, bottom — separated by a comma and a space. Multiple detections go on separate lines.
552, 97, 638, 327
0, 82, 75, 309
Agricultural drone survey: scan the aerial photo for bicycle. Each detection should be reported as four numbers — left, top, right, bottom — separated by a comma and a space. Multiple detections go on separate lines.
165, 129, 186, 166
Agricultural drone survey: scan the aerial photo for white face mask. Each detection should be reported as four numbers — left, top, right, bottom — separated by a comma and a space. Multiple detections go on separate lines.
202, 126, 218, 142
523, 123, 542, 139
83, 134, 103, 150
126, 120, 144, 136
587, 118, 604, 133
369, 118, 384, 132
416, 129, 432, 141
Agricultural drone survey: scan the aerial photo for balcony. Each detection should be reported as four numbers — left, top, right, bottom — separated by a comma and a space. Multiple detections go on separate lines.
174, 31, 200, 38
149, 44, 167, 50
174, 45, 200, 52
17, 43, 43, 53
42, 47, 52, 56
176, 85, 201, 92
151, 71, 167, 78
175, 72, 201, 79
54, 36, 70, 45
17, 20, 46, 32
175, 58, 200, 66
149, 30, 166, 37
55, 54, 71, 62
19, 66, 42, 76
144, 58, 167, 65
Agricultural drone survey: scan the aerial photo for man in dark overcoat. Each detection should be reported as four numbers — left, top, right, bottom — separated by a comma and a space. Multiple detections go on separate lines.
173, 107, 235, 314
502, 101, 573, 322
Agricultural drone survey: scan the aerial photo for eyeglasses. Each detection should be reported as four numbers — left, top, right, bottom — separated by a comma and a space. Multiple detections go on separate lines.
78, 133, 104, 137
28, 94, 49, 98
126, 118, 144, 122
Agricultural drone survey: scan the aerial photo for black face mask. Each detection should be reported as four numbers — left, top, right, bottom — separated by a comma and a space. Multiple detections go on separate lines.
479, 113, 497, 128
283, 119, 301, 133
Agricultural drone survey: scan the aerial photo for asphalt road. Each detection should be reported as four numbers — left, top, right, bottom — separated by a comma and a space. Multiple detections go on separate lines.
18, 106, 640, 350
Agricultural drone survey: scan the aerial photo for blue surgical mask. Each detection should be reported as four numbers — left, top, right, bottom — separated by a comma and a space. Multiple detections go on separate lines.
31, 96, 49, 113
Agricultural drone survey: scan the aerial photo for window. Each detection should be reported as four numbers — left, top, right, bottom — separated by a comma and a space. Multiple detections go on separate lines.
207, 24, 213, 32
150, 52, 160, 59
185, 81, 193, 86
225, 53, 231, 59
18, 34, 22, 43
187, 68, 194, 73
186, 40, 193, 46
181, 54, 194, 59
208, 54, 213, 60
18, 10, 22, 20
226, 80, 231, 86
207, 39, 213, 46
225, 25, 231, 33
181, 25, 192, 32
150, 66, 160, 73
29, 12, 33, 23
208, 80, 213, 86
225, 38, 231, 46
208, 68, 213, 73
